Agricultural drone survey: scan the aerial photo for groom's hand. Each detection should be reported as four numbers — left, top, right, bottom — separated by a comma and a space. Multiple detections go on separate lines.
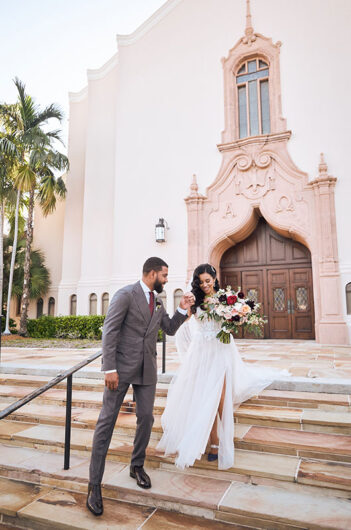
179, 292, 195, 310
105, 371, 119, 391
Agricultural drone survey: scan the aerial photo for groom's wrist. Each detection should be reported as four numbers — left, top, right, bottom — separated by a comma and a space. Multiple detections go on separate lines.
177, 306, 188, 315
104, 369, 117, 373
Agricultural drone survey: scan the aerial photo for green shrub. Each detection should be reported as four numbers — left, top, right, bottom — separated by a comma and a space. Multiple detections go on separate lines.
1, 314, 17, 334
27, 315, 105, 339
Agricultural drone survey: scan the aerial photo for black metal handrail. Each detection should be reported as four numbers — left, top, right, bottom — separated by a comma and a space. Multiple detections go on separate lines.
0, 335, 168, 470
0, 350, 102, 470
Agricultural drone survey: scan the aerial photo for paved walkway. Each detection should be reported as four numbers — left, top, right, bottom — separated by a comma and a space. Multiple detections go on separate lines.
1, 340, 351, 381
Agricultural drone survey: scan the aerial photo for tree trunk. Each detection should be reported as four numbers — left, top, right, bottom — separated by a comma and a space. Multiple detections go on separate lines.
4, 189, 21, 335
19, 189, 34, 336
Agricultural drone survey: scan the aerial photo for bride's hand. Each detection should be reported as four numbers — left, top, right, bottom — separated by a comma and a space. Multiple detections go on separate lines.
179, 292, 195, 310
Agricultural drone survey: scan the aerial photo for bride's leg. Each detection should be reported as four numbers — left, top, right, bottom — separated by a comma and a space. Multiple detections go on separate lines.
209, 378, 226, 454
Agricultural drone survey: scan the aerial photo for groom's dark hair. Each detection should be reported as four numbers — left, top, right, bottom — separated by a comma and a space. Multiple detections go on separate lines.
143, 257, 168, 274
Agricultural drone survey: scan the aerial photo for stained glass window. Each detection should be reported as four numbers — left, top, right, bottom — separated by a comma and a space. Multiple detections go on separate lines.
238, 85, 248, 138
296, 287, 308, 311
247, 288, 258, 303
89, 293, 97, 316
48, 297, 55, 316
346, 283, 351, 315
273, 288, 285, 311
70, 294, 77, 316
102, 293, 109, 315
236, 58, 270, 138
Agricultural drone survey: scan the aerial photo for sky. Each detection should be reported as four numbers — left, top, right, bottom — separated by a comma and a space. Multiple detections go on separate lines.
1, 0, 167, 148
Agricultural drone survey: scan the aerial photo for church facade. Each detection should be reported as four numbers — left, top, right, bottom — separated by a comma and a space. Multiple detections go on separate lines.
26, 0, 351, 344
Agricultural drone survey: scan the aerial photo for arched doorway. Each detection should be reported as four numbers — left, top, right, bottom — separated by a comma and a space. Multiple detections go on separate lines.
220, 218, 315, 339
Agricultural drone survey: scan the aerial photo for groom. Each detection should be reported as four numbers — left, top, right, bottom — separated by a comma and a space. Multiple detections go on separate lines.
87, 257, 194, 516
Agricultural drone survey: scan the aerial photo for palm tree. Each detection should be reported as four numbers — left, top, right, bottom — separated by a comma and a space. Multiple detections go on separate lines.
0, 79, 68, 335
2, 236, 50, 306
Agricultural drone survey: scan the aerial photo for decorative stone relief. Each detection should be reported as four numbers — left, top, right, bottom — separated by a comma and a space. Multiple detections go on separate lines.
275, 195, 295, 213
222, 202, 236, 219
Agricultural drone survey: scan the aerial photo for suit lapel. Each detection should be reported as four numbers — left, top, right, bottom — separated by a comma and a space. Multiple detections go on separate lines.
133, 282, 151, 325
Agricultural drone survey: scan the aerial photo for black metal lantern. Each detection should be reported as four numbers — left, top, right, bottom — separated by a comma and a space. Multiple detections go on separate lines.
155, 218, 166, 243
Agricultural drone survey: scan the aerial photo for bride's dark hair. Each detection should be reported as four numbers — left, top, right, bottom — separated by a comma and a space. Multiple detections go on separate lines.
191, 263, 220, 313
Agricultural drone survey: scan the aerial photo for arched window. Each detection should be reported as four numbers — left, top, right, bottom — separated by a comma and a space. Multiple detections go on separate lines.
48, 297, 55, 316
158, 290, 167, 310
102, 292, 109, 315
89, 293, 97, 315
70, 294, 77, 316
36, 298, 43, 318
174, 289, 184, 311
236, 58, 270, 138
346, 283, 351, 315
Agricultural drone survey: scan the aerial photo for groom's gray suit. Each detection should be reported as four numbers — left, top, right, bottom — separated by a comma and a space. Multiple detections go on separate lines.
89, 281, 187, 484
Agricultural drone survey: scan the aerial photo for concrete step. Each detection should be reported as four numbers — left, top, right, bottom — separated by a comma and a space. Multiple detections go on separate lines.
0, 465, 351, 529
1, 375, 350, 410
0, 476, 246, 530
1, 422, 351, 494
0, 373, 169, 395
2, 396, 351, 436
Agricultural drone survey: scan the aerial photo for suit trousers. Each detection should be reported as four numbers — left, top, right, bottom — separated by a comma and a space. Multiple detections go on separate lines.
89, 381, 156, 485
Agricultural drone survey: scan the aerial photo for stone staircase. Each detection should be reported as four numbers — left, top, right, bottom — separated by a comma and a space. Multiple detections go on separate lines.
0, 373, 350, 529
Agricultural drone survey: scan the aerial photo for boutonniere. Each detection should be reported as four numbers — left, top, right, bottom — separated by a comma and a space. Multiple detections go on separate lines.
155, 300, 162, 312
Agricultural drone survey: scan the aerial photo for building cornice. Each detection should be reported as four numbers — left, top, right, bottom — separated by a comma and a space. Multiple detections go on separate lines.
68, 86, 88, 103
217, 131, 291, 152
87, 52, 119, 80
116, 0, 183, 47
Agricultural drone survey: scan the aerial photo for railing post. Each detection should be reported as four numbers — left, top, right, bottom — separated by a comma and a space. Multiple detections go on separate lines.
162, 332, 166, 374
64, 374, 73, 470
0, 314, 2, 364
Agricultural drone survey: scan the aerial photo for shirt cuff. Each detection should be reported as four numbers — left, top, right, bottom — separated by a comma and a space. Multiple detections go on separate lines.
104, 369, 117, 373
177, 306, 188, 315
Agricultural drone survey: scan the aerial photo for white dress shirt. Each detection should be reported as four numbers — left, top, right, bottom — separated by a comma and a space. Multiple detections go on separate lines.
104, 280, 187, 373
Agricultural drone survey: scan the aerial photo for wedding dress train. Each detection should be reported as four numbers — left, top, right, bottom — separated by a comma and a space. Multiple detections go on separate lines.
156, 309, 290, 470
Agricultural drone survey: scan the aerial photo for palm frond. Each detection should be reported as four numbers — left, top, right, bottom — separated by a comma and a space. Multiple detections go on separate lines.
14, 163, 36, 192
32, 103, 63, 127
13, 77, 37, 130
0, 136, 20, 157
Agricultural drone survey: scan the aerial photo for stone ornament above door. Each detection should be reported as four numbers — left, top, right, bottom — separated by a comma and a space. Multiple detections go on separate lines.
185, 0, 348, 344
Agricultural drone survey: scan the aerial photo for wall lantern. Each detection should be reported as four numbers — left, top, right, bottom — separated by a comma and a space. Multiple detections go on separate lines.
155, 218, 169, 243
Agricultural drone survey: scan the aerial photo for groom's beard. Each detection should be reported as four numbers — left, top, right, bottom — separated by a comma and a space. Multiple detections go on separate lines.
153, 279, 164, 294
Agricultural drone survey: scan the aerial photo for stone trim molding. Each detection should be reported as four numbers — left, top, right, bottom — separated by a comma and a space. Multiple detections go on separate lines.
116, 0, 183, 47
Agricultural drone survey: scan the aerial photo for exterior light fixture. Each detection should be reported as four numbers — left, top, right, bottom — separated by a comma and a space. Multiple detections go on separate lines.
155, 218, 169, 243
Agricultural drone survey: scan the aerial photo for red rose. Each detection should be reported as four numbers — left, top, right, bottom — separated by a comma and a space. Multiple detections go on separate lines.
227, 295, 237, 305
238, 291, 245, 299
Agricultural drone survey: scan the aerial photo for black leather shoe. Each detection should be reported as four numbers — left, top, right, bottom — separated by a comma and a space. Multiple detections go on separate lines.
86, 482, 103, 516
130, 465, 151, 489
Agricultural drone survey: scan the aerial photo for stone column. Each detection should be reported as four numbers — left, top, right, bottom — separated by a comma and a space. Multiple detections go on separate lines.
308, 154, 349, 344
184, 175, 206, 282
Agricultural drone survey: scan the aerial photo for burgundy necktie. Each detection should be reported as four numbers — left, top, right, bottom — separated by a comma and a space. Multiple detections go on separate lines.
149, 291, 155, 314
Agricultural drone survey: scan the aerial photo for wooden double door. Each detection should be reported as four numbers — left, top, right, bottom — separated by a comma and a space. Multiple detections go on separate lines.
220, 218, 315, 339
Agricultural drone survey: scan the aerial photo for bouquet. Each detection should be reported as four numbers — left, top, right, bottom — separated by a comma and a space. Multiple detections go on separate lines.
198, 286, 267, 344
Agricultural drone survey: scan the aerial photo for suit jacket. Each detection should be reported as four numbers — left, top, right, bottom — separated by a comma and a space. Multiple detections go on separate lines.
101, 281, 188, 385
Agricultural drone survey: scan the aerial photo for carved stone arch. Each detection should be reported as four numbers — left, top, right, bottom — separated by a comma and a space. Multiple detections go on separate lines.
185, 4, 348, 344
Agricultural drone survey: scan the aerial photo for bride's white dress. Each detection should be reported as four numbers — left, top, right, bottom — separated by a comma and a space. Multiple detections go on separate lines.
157, 308, 290, 470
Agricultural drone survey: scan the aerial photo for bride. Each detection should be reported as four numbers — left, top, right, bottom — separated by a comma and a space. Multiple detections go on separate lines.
157, 263, 290, 470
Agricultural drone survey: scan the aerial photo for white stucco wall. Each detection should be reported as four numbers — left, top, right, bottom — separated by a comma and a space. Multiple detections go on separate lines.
29, 0, 351, 326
